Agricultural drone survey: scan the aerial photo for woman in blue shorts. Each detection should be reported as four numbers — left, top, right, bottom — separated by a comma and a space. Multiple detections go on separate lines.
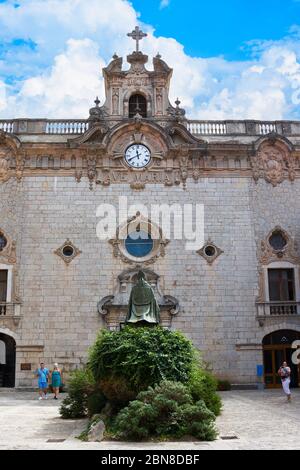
51, 363, 62, 400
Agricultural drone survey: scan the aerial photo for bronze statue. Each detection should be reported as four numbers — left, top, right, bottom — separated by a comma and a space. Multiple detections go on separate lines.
126, 271, 160, 325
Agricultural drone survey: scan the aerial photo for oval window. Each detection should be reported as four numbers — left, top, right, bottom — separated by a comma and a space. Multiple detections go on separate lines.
0, 234, 7, 252
125, 230, 154, 258
269, 231, 287, 251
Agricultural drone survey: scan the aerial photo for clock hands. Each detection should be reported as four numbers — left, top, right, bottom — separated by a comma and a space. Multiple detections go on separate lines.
125, 145, 151, 167
128, 154, 141, 162
128, 151, 142, 162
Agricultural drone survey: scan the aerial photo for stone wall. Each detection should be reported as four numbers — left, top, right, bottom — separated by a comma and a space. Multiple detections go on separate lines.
0, 174, 299, 387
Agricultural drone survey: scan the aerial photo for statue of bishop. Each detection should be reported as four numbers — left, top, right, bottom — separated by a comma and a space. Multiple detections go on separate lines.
126, 271, 160, 325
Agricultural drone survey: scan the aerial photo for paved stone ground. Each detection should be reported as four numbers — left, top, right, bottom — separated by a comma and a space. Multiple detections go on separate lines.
0, 389, 299, 450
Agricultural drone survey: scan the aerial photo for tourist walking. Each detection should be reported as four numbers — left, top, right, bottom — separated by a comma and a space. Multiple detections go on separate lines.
35, 362, 49, 400
278, 361, 292, 402
50, 363, 62, 400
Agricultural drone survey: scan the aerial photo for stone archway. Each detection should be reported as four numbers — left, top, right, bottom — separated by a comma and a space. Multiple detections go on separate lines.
0, 333, 16, 387
263, 330, 300, 389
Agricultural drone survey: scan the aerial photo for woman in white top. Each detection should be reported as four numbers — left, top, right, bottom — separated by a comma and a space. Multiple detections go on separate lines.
278, 362, 292, 402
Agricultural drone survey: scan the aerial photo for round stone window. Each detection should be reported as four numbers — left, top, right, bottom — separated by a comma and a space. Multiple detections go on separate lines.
125, 230, 154, 258
0, 233, 7, 252
269, 231, 287, 251
62, 245, 75, 258
204, 245, 216, 258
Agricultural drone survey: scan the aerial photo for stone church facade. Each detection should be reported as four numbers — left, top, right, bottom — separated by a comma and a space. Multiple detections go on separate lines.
0, 29, 300, 389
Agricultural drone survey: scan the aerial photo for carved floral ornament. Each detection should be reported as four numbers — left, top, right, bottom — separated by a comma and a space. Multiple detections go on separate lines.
0, 132, 23, 184
252, 138, 296, 187
259, 226, 300, 265
109, 213, 170, 266
0, 229, 16, 265
0, 148, 10, 183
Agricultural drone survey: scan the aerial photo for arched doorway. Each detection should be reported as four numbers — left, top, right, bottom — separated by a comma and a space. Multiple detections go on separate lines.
0, 333, 16, 388
129, 94, 147, 118
263, 330, 300, 389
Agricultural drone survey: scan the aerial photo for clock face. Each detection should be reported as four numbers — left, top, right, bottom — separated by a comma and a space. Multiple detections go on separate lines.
125, 144, 151, 169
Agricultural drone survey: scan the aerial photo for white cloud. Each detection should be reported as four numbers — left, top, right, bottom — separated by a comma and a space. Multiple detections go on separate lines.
0, 0, 300, 120
17, 39, 106, 118
160, 0, 170, 9
0, 80, 8, 113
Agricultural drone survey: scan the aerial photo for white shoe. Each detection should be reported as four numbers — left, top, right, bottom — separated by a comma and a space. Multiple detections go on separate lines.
44, 395, 48, 400
39, 397, 43, 400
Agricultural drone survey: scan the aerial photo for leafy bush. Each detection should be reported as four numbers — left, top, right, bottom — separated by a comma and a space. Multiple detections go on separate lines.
217, 380, 231, 392
60, 368, 98, 419
87, 391, 107, 418
114, 381, 217, 441
89, 327, 195, 394
60, 326, 223, 435
99, 376, 136, 405
187, 368, 222, 417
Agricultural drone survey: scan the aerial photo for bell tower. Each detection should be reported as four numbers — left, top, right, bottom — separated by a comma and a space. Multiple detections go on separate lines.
99, 26, 185, 124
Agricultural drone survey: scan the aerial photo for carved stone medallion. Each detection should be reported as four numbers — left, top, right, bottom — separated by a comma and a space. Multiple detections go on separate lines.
252, 141, 295, 186
0, 149, 10, 183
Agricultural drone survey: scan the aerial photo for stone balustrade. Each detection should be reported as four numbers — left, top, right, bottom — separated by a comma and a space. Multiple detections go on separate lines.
0, 303, 14, 317
0, 303, 22, 325
187, 121, 227, 135
46, 121, 89, 134
256, 301, 300, 318
0, 118, 300, 137
0, 121, 14, 133
258, 122, 277, 135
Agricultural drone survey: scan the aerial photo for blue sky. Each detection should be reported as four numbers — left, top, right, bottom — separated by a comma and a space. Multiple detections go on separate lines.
0, 0, 300, 120
132, 0, 300, 60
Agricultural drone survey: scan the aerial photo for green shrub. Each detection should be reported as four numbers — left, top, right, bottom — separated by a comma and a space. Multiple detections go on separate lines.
60, 327, 223, 432
114, 381, 217, 441
217, 380, 231, 392
188, 368, 222, 417
87, 391, 106, 418
99, 376, 136, 405
89, 327, 195, 394
60, 368, 97, 419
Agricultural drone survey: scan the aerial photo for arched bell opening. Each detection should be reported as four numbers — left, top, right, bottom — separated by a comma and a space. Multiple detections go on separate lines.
129, 94, 147, 118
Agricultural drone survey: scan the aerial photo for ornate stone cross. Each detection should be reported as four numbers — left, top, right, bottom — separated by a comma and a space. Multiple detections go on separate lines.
127, 26, 147, 53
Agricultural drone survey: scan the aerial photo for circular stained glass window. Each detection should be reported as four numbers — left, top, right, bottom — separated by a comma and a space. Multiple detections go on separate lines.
269, 231, 287, 251
0, 234, 7, 252
125, 230, 154, 258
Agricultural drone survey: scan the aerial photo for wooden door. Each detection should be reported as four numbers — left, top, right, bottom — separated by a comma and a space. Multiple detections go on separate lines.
263, 345, 299, 389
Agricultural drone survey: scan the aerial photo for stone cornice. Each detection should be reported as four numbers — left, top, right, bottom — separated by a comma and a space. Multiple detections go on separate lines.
0, 122, 299, 188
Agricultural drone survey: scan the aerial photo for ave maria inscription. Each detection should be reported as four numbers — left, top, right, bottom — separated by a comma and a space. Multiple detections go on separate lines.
97, 169, 182, 189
